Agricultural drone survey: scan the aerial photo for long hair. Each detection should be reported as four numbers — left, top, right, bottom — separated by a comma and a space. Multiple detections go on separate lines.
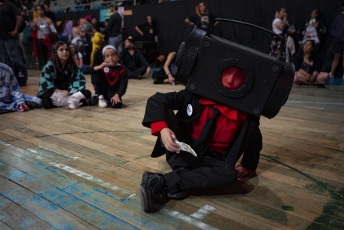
303, 40, 316, 61
274, 7, 285, 19
196, 1, 208, 17
50, 41, 78, 74
35, 4, 46, 16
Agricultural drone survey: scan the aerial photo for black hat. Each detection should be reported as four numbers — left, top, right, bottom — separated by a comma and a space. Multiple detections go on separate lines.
126, 36, 135, 44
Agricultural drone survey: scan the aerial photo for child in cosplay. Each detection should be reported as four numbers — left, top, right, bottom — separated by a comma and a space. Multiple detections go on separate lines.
84, 45, 128, 108
37, 41, 92, 109
140, 67, 262, 213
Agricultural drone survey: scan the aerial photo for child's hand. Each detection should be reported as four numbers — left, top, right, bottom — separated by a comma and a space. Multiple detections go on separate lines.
110, 94, 121, 106
235, 164, 249, 178
160, 128, 180, 152
17, 103, 29, 112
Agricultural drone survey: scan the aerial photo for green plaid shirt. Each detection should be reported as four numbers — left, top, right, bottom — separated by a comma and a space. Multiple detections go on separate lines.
37, 61, 86, 98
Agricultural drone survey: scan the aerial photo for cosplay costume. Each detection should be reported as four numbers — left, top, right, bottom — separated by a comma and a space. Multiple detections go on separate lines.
84, 64, 128, 108
142, 90, 262, 195
37, 60, 90, 109
140, 23, 294, 213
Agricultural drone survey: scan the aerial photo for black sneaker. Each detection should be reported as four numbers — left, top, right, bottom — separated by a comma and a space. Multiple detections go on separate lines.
167, 191, 190, 200
140, 171, 169, 213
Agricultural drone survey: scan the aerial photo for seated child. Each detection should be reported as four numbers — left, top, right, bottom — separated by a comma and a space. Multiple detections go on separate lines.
0, 62, 42, 113
84, 45, 128, 108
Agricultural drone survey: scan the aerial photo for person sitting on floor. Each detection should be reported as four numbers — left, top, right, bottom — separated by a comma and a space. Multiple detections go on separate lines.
84, 45, 128, 108
293, 40, 329, 87
152, 51, 177, 85
140, 67, 262, 213
119, 36, 151, 79
0, 62, 42, 113
37, 41, 91, 109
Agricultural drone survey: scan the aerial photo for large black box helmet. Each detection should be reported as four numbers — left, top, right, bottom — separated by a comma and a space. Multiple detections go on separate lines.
175, 19, 295, 119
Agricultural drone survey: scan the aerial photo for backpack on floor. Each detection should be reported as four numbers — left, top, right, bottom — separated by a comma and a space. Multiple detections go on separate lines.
13, 62, 28, 86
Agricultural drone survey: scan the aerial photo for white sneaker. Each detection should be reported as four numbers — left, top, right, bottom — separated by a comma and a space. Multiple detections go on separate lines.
98, 95, 107, 108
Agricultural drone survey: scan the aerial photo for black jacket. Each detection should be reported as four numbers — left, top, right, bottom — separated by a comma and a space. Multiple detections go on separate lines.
142, 90, 262, 171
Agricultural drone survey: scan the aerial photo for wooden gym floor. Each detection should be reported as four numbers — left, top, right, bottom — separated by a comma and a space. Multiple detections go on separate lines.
0, 69, 343, 230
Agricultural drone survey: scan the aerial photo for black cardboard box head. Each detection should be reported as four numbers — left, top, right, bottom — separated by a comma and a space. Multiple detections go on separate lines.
175, 28, 294, 119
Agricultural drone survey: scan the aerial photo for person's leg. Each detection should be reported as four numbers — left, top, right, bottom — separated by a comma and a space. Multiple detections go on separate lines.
113, 34, 123, 54
37, 39, 46, 69
23, 94, 43, 108
330, 53, 340, 77
316, 72, 330, 84
0, 39, 12, 67
295, 71, 313, 84
5, 37, 23, 65
164, 154, 237, 194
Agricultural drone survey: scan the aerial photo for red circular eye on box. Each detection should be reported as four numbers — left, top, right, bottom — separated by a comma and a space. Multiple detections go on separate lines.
221, 67, 245, 90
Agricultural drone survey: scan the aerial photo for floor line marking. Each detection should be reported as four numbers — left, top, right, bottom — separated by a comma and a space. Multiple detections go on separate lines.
1, 140, 219, 230
190, 205, 216, 220
162, 209, 219, 230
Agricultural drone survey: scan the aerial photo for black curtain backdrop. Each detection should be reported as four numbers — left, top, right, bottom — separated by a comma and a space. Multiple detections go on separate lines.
57, 0, 343, 72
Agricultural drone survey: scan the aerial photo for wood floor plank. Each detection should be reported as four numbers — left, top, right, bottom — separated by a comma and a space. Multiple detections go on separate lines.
0, 195, 54, 229
1, 71, 343, 229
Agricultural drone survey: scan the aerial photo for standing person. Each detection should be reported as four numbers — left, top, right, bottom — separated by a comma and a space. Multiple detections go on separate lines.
300, 8, 326, 51
84, 45, 128, 108
269, 7, 289, 60
60, 18, 73, 43
90, 24, 104, 67
293, 40, 329, 87
119, 36, 151, 79
135, 15, 159, 65
37, 41, 91, 110
104, 4, 123, 54
19, 9, 34, 69
0, 0, 23, 69
135, 15, 159, 43
329, 2, 344, 79
44, 3, 56, 27
31, 4, 57, 69
0, 62, 42, 113
185, 1, 217, 31
140, 68, 262, 213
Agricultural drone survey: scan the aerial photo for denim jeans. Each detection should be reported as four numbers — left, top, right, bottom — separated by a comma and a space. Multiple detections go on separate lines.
108, 34, 123, 54
0, 37, 23, 68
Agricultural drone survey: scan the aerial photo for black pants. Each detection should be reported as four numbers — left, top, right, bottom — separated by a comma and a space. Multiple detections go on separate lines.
162, 110, 237, 194
37, 39, 51, 69
93, 79, 123, 108
127, 66, 146, 79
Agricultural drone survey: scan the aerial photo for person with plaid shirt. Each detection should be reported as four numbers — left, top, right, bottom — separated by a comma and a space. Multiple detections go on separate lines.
0, 62, 42, 113
37, 41, 91, 109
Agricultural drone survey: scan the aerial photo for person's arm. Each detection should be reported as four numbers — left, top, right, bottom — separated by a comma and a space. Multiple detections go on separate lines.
9, 15, 23, 37
47, 18, 57, 33
8, 67, 25, 107
78, 53, 83, 67
163, 52, 176, 83
37, 62, 58, 98
240, 118, 262, 172
135, 25, 144, 36
116, 68, 128, 97
185, 17, 196, 28
274, 18, 287, 31
154, 35, 158, 43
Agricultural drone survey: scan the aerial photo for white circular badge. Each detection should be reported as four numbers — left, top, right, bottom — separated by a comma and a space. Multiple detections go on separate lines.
187, 104, 193, 116
104, 67, 109, 73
